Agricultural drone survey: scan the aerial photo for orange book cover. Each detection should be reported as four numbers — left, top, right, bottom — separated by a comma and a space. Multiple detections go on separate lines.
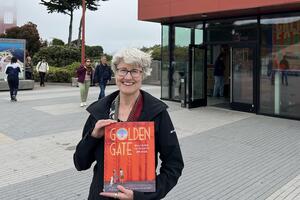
103, 121, 155, 192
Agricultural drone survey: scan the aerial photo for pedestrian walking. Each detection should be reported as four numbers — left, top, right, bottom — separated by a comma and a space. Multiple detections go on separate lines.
76, 58, 94, 107
94, 56, 112, 99
36, 58, 49, 87
5, 57, 21, 102
74, 48, 184, 200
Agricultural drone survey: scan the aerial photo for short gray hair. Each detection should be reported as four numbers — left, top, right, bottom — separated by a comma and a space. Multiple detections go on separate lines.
111, 48, 152, 78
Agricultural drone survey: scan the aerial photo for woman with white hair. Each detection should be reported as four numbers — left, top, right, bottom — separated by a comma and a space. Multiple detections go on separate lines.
74, 48, 184, 200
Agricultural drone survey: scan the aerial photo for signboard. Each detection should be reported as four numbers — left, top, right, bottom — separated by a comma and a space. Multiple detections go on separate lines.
272, 19, 300, 70
0, 38, 25, 80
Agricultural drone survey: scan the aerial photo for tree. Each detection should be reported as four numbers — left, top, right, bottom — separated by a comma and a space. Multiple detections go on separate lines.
85, 45, 103, 58
0, 22, 42, 56
76, 0, 107, 47
40, 0, 81, 45
51, 38, 65, 46
71, 39, 103, 58
40, 39, 49, 48
141, 45, 161, 60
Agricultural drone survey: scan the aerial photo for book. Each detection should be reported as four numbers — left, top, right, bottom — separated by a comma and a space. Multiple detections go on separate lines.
103, 121, 156, 193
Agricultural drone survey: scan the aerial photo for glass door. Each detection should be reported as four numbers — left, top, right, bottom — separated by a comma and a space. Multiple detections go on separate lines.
230, 45, 256, 112
187, 45, 207, 108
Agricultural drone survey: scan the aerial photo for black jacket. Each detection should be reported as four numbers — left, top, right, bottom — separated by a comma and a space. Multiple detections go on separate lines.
213, 58, 225, 76
73, 90, 184, 200
94, 64, 112, 84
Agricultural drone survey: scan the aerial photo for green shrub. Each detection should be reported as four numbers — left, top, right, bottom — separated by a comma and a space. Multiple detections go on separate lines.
33, 62, 81, 83
32, 46, 80, 67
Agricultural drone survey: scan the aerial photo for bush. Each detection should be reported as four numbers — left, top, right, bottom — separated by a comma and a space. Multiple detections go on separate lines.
32, 46, 80, 67
34, 62, 81, 83
51, 38, 65, 46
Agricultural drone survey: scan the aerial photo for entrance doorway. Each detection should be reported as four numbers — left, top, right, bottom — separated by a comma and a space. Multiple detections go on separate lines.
207, 45, 231, 109
205, 44, 256, 112
230, 45, 256, 112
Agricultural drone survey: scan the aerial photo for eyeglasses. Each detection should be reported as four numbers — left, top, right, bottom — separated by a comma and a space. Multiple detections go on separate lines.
116, 68, 143, 78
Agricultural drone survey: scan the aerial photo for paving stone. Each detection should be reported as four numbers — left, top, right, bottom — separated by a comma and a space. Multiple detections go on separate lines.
0, 84, 299, 200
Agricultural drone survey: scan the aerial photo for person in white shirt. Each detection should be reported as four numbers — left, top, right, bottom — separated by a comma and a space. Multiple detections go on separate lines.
36, 58, 49, 87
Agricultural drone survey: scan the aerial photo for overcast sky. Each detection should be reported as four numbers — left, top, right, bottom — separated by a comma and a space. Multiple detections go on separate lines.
2, 0, 161, 54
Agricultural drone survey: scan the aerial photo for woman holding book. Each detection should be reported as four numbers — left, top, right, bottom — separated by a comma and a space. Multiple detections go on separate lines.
73, 48, 184, 200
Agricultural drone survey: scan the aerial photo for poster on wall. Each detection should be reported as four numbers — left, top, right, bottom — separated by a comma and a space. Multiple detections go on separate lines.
272, 19, 300, 71
0, 38, 25, 80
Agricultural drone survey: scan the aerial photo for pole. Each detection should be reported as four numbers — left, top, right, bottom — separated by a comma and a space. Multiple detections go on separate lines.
81, 0, 86, 65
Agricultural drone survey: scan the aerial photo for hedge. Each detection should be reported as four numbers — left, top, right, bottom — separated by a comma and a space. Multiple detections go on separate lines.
33, 62, 80, 83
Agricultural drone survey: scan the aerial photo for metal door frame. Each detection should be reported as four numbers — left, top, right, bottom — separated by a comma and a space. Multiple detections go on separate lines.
187, 44, 207, 108
230, 44, 257, 112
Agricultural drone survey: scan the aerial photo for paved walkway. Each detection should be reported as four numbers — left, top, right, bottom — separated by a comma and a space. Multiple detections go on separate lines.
0, 84, 299, 200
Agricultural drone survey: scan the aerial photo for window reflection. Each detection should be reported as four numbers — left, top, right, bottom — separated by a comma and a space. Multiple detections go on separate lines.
260, 15, 300, 118
161, 25, 169, 99
172, 27, 191, 100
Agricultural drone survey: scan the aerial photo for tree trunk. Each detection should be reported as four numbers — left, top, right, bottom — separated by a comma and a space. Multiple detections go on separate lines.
77, 16, 82, 47
68, 10, 74, 46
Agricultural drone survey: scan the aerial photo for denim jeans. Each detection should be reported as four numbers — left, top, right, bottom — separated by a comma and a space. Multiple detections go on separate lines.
213, 76, 224, 97
99, 82, 107, 99
8, 77, 19, 99
281, 71, 288, 86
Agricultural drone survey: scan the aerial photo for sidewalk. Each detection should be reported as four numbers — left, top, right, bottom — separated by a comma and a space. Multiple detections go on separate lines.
0, 84, 299, 199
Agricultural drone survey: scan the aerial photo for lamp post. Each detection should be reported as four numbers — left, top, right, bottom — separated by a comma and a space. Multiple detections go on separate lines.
81, 0, 86, 64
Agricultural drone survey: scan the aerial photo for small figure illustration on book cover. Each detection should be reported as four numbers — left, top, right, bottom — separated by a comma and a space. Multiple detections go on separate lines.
103, 121, 155, 192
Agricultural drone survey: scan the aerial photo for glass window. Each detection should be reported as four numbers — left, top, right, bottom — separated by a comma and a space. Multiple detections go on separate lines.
206, 18, 258, 43
195, 29, 203, 45
174, 22, 203, 45
161, 25, 169, 99
171, 27, 191, 100
4, 12, 13, 24
260, 14, 300, 118
232, 47, 254, 104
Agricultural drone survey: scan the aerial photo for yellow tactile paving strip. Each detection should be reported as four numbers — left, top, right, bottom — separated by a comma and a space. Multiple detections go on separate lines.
0, 133, 15, 144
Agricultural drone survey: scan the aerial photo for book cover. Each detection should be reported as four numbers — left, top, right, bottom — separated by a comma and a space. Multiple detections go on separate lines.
103, 121, 155, 192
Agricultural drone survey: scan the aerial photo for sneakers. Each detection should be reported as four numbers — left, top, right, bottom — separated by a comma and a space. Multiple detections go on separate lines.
11, 96, 17, 102
80, 102, 87, 107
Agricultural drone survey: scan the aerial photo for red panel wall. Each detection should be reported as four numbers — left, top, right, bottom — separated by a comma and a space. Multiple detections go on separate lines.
138, 0, 300, 21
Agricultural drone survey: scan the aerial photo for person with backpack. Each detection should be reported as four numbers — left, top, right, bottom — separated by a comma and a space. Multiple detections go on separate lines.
36, 58, 49, 87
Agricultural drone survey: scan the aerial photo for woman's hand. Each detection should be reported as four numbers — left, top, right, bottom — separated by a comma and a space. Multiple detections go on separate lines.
100, 185, 133, 200
91, 119, 117, 138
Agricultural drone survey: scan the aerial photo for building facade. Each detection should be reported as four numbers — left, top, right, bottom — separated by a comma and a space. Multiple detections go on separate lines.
0, 3, 17, 34
138, 0, 300, 120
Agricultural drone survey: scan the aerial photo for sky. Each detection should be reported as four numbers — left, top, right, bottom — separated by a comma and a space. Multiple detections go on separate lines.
1, 0, 161, 54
